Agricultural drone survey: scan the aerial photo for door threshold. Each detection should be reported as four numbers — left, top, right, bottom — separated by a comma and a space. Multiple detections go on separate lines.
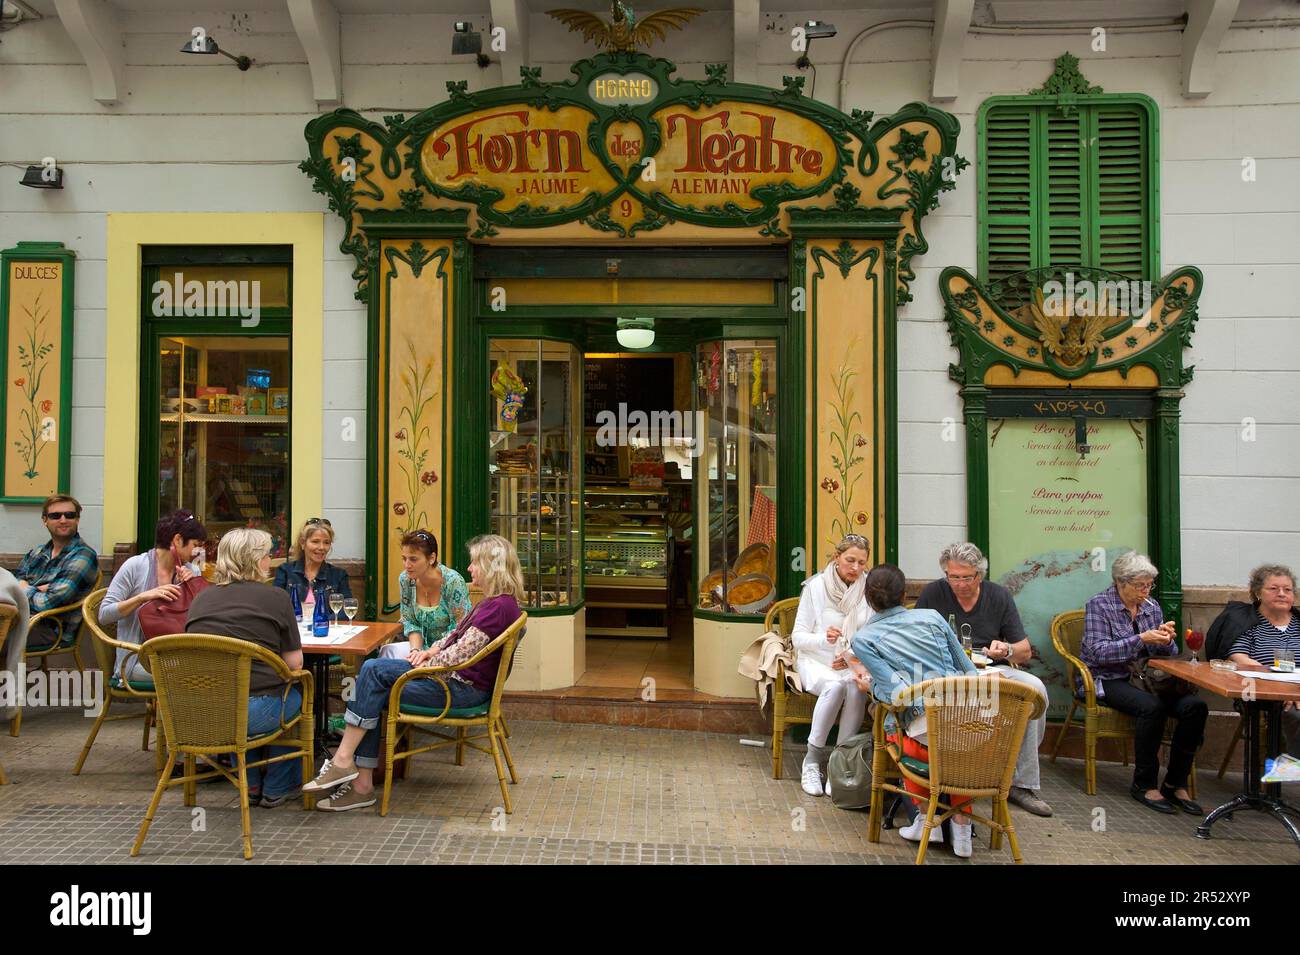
503, 685, 767, 734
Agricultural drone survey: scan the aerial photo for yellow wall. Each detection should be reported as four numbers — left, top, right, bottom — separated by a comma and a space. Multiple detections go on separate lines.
104, 213, 324, 548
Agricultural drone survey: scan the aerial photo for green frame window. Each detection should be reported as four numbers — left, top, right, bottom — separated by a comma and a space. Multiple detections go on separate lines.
137, 246, 294, 552
978, 93, 1160, 295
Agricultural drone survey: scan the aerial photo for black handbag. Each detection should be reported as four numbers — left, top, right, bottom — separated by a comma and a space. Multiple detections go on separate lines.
1128, 652, 1196, 702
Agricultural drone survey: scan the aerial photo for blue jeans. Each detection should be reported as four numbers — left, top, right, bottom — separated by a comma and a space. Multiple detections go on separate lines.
245, 687, 304, 799
345, 658, 489, 769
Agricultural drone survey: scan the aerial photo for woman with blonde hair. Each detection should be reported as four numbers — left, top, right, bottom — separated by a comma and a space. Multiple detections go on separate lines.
305, 534, 524, 812
789, 534, 874, 796
273, 517, 351, 617
185, 527, 304, 807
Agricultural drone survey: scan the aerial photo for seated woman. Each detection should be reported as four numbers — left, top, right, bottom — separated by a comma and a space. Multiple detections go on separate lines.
185, 528, 303, 808
850, 564, 979, 859
304, 534, 523, 812
379, 529, 472, 660
99, 509, 207, 683
1082, 551, 1207, 815
789, 534, 873, 796
1213, 563, 1300, 758
273, 518, 352, 618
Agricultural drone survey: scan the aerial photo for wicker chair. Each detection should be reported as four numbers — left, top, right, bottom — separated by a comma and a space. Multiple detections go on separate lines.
130, 634, 315, 860
74, 589, 165, 775
766, 596, 817, 779
1049, 609, 1197, 798
380, 612, 527, 816
867, 674, 1045, 864
10, 571, 102, 737
0, 604, 18, 782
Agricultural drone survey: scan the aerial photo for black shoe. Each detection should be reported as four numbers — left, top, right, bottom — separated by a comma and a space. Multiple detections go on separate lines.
1130, 784, 1177, 814
1160, 784, 1204, 816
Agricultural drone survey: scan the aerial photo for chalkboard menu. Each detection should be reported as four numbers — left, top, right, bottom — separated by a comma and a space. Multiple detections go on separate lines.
584, 357, 676, 426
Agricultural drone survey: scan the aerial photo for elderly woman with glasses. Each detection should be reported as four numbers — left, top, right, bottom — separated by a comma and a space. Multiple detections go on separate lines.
789, 534, 874, 797
1082, 551, 1207, 815
1212, 564, 1300, 759
273, 518, 352, 618
914, 542, 1053, 818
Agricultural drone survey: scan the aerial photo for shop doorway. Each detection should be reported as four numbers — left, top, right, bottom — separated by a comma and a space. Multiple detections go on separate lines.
470, 246, 797, 697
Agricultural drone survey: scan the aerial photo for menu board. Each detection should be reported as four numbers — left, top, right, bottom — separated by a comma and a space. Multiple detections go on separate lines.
583, 357, 675, 426
988, 417, 1150, 719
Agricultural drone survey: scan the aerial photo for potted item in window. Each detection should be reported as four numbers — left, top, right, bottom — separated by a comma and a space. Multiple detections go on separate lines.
267, 387, 289, 415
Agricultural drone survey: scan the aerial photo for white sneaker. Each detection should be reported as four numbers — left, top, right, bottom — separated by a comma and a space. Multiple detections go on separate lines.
824, 776, 833, 797
897, 817, 943, 843
951, 822, 973, 858
801, 763, 824, 796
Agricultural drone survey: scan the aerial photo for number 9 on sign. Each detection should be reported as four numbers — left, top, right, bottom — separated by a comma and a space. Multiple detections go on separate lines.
619, 199, 633, 218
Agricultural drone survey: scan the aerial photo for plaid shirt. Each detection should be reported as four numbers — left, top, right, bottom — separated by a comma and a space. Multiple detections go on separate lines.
1081, 584, 1174, 698
16, 533, 99, 636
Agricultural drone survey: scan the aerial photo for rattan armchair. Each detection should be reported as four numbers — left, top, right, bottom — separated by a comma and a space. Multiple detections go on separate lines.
867, 674, 1045, 864
765, 596, 817, 779
131, 633, 315, 861
10, 571, 102, 737
1048, 609, 1196, 798
380, 612, 527, 816
74, 589, 166, 774
0, 604, 18, 782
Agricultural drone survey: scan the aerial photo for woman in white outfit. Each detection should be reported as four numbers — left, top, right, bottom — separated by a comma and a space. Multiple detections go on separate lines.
790, 534, 873, 796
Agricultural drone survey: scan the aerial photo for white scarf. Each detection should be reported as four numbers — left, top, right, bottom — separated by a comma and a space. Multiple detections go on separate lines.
820, 560, 869, 645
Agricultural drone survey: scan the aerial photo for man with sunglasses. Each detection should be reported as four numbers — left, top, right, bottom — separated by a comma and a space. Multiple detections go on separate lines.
16, 495, 100, 650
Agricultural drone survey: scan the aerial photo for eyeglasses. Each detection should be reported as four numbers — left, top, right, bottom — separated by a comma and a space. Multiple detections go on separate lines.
45, 510, 78, 521
946, 574, 978, 584
305, 517, 332, 527
411, 530, 434, 543
1263, 585, 1295, 595
1123, 580, 1156, 592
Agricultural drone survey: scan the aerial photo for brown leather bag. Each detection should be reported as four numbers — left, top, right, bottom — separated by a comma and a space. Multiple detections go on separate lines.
137, 577, 210, 640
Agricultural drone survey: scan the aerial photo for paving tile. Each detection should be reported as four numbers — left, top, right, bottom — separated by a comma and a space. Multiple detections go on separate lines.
0, 708, 1295, 864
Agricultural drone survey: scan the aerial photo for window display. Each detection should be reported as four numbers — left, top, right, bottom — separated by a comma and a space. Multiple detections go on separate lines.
696, 339, 778, 615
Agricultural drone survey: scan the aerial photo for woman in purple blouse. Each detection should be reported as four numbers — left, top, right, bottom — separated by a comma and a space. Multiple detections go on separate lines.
304, 534, 524, 812
1081, 551, 1206, 816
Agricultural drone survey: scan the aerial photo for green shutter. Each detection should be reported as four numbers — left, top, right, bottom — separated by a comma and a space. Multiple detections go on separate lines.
979, 95, 1157, 289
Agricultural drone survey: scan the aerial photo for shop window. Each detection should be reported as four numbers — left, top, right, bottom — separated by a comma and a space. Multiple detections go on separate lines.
696, 339, 778, 615
488, 339, 581, 609
979, 96, 1158, 306
141, 249, 292, 556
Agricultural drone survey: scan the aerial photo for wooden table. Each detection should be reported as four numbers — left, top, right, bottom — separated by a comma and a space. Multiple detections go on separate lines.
299, 621, 401, 756
1151, 658, 1300, 848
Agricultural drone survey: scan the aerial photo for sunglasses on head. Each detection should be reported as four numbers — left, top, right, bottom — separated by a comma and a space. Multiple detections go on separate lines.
305, 517, 332, 527
45, 510, 78, 521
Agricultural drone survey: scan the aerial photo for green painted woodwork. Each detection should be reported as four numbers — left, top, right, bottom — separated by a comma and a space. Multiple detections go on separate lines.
941, 263, 1204, 637
0, 242, 75, 505
977, 54, 1159, 301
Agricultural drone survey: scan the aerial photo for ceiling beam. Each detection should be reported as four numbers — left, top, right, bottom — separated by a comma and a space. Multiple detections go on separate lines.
288, 0, 342, 106
732, 0, 759, 85
489, 0, 530, 85
931, 0, 973, 102
53, 0, 125, 106
1182, 0, 1239, 98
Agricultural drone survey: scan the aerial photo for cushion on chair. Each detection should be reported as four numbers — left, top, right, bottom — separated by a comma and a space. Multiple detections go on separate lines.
400, 702, 490, 719
899, 755, 930, 778
109, 675, 155, 692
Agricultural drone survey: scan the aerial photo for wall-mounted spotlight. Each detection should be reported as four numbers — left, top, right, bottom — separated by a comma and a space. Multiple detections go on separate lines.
180, 31, 253, 71
795, 20, 837, 69
453, 21, 491, 68
616, 317, 655, 350
21, 164, 63, 189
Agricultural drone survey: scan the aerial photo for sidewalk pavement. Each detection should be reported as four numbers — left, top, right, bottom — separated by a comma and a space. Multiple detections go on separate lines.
0, 707, 1294, 864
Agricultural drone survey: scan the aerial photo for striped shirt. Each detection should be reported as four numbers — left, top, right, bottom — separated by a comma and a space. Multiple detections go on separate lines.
1228, 611, 1300, 667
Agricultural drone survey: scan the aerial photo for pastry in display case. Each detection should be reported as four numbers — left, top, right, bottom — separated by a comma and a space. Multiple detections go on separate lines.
584, 485, 673, 638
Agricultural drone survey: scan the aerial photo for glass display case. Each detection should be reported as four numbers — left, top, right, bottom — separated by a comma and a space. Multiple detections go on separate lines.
157, 335, 290, 556
695, 339, 778, 615
585, 486, 672, 637
488, 339, 581, 609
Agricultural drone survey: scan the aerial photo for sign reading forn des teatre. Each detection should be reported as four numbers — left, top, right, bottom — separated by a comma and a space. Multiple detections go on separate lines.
0, 242, 74, 503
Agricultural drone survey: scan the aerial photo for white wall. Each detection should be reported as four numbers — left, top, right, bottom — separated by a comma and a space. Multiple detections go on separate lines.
0, 3, 1296, 584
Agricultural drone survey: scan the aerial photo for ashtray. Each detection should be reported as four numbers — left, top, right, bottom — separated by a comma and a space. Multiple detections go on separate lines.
1209, 659, 1238, 672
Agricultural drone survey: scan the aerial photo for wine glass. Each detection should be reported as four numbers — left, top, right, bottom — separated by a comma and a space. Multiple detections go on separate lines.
343, 597, 359, 627
328, 591, 345, 627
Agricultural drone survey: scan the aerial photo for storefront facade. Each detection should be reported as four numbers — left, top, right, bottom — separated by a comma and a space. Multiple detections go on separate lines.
1, 3, 1297, 722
